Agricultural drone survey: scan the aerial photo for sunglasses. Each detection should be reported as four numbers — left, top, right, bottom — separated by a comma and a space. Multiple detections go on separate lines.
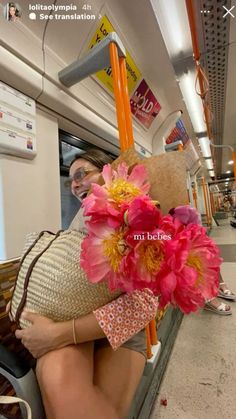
64, 167, 98, 187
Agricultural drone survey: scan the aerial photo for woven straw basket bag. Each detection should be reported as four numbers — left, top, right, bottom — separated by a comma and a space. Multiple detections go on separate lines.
10, 230, 121, 328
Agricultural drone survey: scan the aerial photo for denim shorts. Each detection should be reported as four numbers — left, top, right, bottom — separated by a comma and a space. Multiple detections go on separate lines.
94, 329, 147, 359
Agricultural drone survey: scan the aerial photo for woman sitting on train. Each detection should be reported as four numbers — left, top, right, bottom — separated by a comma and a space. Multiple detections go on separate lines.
14, 148, 235, 418
15, 149, 159, 419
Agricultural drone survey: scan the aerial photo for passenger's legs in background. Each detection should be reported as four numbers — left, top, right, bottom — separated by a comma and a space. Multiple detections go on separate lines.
218, 272, 236, 300
204, 271, 235, 315
204, 298, 231, 315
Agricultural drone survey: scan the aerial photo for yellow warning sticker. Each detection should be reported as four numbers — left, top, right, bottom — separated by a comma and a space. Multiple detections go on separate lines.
87, 15, 142, 95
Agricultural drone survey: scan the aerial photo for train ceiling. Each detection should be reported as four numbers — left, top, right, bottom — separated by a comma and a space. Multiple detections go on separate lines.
1, 0, 235, 180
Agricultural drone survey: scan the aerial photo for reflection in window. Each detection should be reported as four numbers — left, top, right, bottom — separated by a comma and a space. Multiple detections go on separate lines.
60, 176, 81, 229
61, 142, 85, 168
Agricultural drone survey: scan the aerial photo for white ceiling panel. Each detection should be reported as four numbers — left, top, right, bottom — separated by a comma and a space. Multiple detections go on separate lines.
0, 0, 195, 152
41, 0, 195, 146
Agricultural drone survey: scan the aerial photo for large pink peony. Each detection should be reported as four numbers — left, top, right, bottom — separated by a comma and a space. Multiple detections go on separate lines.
82, 163, 150, 229
80, 222, 128, 290
125, 195, 161, 231
118, 228, 170, 292
80, 162, 222, 315
154, 224, 222, 313
83, 162, 149, 209
102, 162, 150, 202
169, 205, 201, 226
82, 184, 124, 229
158, 214, 184, 237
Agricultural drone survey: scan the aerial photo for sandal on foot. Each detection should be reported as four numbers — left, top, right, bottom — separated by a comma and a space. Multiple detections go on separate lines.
218, 282, 236, 301
204, 301, 232, 316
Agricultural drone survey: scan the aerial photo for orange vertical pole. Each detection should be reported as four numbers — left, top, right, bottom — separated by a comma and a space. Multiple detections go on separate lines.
149, 319, 158, 345
178, 143, 183, 151
216, 195, 220, 211
187, 189, 191, 205
192, 184, 198, 210
119, 57, 134, 149
210, 192, 215, 216
202, 179, 208, 224
205, 181, 212, 227
110, 43, 158, 356
185, 0, 200, 61
218, 195, 221, 211
109, 43, 128, 152
145, 325, 153, 359
202, 178, 211, 226
232, 150, 236, 186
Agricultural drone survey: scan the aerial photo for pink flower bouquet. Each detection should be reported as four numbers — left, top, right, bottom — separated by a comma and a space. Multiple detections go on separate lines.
80, 163, 221, 314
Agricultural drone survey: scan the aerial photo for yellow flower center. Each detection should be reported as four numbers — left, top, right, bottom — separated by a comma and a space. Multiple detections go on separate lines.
138, 241, 165, 275
103, 231, 127, 272
186, 253, 203, 286
107, 179, 141, 205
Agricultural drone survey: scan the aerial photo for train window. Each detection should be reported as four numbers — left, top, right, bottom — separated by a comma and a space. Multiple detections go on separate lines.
61, 141, 85, 168
59, 130, 92, 174
60, 173, 80, 230
59, 130, 116, 174
59, 130, 116, 229
59, 131, 90, 229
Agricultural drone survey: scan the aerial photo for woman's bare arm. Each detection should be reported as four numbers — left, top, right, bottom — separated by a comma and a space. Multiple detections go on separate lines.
15, 289, 158, 358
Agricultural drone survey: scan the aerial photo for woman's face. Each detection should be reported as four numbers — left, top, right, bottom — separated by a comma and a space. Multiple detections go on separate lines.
9, 7, 16, 16
69, 158, 101, 201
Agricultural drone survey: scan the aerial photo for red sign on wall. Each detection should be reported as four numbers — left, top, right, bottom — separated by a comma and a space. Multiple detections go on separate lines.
130, 79, 161, 129
165, 119, 189, 145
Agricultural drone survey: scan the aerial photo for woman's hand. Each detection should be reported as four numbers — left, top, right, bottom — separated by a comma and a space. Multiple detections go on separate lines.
15, 311, 73, 359
6, 300, 12, 319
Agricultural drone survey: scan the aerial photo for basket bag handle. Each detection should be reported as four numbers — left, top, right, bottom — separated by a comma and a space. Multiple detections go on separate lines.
0, 395, 32, 419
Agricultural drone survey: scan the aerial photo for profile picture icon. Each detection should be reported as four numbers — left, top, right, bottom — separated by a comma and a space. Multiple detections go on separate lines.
3, 2, 22, 21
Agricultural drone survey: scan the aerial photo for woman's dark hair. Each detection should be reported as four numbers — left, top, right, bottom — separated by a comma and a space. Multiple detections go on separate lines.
70, 148, 114, 171
8, 3, 19, 18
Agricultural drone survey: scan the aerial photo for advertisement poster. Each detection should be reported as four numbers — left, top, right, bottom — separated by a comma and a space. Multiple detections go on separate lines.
87, 15, 142, 95
130, 79, 161, 129
165, 119, 189, 145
